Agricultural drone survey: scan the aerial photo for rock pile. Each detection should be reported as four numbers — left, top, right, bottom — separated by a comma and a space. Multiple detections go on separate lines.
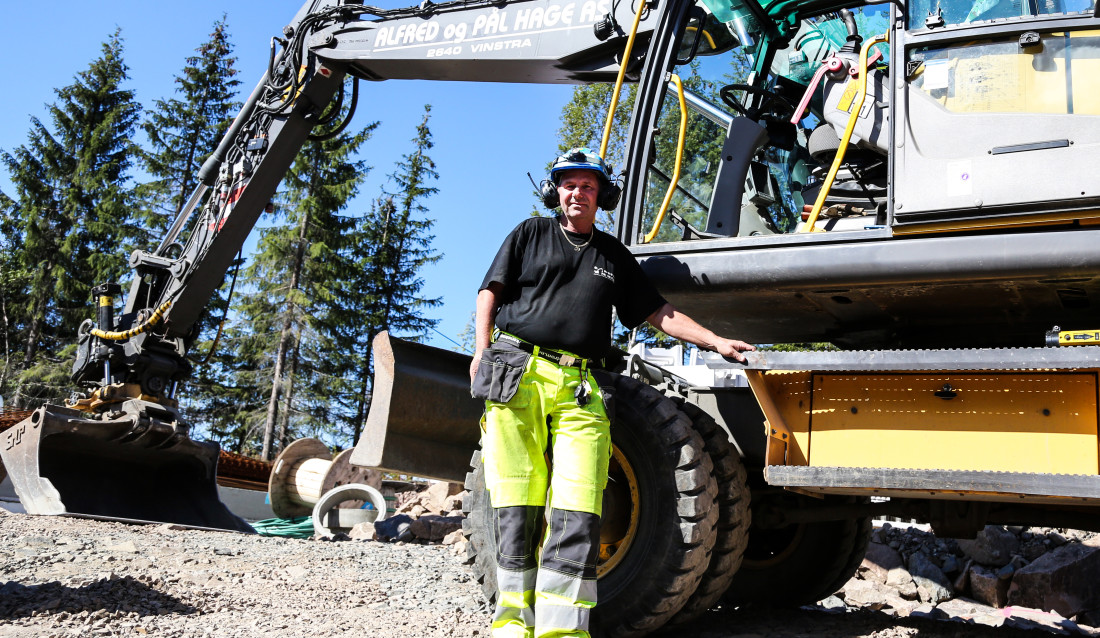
830, 523, 1100, 635
348, 480, 469, 555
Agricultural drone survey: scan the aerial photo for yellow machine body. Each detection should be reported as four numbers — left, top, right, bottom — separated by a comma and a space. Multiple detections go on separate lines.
747, 367, 1100, 502
809, 373, 1097, 473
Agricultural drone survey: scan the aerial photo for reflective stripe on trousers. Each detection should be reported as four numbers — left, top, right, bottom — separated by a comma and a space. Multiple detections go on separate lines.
491, 506, 601, 638
483, 355, 610, 638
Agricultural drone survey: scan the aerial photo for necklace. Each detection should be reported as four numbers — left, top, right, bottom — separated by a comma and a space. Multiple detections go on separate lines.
558, 220, 594, 252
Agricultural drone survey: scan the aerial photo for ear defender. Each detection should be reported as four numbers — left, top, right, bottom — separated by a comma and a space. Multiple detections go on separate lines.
542, 148, 625, 211
597, 181, 622, 211
540, 179, 560, 209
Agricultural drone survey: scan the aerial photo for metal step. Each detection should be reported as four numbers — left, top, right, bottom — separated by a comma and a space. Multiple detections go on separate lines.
767, 465, 1100, 503
701, 346, 1100, 371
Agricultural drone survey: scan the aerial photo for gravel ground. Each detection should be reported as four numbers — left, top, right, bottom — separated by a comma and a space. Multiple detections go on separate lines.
0, 506, 1082, 638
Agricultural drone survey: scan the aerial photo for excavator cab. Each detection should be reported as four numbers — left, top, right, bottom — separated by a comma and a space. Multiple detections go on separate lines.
628, 0, 893, 242
619, 0, 1100, 349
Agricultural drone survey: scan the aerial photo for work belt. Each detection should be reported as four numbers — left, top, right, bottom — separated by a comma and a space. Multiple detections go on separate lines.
495, 332, 595, 369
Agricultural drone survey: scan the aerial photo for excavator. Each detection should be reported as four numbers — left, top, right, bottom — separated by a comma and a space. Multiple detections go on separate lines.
3, 0, 1100, 634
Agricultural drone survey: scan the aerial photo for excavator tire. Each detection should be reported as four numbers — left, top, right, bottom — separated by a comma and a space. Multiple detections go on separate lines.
664, 397, 750, 626
722, 492, 872, 607
462, 372, 718, 637
461, 448, 495, 593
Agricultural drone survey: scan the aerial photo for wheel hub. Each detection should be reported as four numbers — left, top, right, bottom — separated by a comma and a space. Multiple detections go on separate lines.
597, 445, 639, 576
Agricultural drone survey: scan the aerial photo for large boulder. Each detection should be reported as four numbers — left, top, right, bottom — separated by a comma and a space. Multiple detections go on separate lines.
840, 578, 890, 610
957, 525, 1020, 568
908, 551, 953, 605
409, 515, 464, 542
936, 597, 999, 622
859, 541, 904, 585
968, 564, 1009, 608
1007, 542, 1100, 618
373, 514, 414, 542
396, 481, 465, 517
443, 529, 469, 557
886, 564, 919, 600
422, 481, 462, 513
349, 522, 377, 541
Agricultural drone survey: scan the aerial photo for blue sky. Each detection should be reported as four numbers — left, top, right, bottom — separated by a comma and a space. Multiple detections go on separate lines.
0, 0, 578, 353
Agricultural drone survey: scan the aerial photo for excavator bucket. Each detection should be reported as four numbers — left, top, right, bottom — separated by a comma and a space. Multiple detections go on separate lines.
0, 402, 253, 533
0, 407, 33, 486
350, 331, 482, 482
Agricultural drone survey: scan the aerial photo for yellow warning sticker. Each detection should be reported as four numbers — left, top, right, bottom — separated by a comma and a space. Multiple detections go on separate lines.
836, 79, 859, 113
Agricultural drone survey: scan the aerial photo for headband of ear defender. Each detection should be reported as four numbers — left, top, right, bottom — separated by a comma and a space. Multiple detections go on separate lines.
540, 147, 622, 211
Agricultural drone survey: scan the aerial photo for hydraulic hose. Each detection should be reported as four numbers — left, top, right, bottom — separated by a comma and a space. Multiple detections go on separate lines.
91, 300, 173, 341
156, 71, 272, 257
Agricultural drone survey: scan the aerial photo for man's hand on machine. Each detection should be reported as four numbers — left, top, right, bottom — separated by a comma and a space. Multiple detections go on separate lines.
646, 302, 756, 363
711, 338, 755, 362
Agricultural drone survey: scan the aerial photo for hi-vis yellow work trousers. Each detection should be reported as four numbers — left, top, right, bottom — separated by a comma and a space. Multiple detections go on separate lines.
482, 353, 611, 638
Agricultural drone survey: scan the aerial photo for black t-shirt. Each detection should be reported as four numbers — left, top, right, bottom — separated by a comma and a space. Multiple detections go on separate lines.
480, 216, 667, 359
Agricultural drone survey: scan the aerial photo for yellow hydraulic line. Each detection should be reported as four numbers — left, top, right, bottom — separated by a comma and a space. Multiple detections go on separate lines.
643, 73, 687, 244
91, 300, 173, 340
599, 0, 649, 158
802, 32, 889, 233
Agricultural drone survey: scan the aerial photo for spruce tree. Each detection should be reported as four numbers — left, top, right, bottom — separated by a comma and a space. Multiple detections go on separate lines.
182, 320, 268, 455
224, 99, 376, 460
139, 17, 240, 240
342, 106, 442, 444
0, 30, 140, 406
143, 20, 246, 439
0, 193, 28, 400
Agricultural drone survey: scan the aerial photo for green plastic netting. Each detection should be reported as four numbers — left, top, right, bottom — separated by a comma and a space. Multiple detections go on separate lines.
251, 517, 316, 538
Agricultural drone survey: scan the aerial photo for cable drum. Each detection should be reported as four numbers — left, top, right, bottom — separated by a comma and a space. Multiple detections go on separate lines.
268, 438, 382, 518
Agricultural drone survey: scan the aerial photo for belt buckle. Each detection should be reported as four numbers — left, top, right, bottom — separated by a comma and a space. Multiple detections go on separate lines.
559, 354, 576, 367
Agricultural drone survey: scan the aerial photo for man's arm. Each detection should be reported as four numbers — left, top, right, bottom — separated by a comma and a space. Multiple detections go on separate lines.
646, 302, 755, 362
470, 282, 504, 380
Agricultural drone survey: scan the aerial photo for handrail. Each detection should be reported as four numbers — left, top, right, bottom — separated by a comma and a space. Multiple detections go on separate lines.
674, 82, 733, 128
643, 73, 688, 244
802, 32, 889, 232
599, 0, 649, 158
685, 25, 717, 50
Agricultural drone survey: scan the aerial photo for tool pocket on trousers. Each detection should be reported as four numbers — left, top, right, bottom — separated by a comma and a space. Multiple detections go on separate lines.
470, 347, 530, 403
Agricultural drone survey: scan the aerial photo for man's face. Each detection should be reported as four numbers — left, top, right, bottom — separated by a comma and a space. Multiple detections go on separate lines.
556, 169, 601, 223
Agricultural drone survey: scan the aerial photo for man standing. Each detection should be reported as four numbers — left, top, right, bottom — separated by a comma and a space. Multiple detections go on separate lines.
470, 148, 754, 638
